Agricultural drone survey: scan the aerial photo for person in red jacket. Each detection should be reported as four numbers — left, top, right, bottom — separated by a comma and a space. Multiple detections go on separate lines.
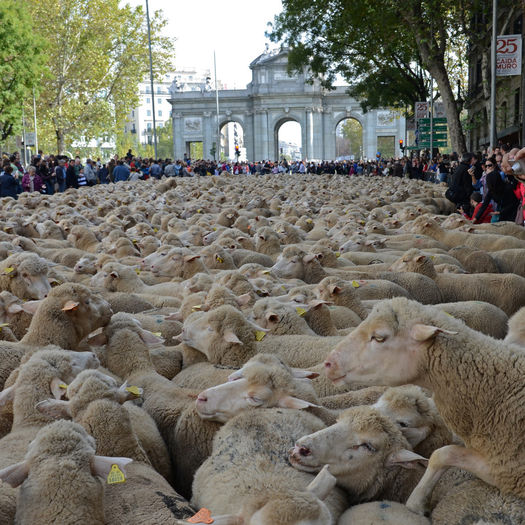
460, 192, 493, 223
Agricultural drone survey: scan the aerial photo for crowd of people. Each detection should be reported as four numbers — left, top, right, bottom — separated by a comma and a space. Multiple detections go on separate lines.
1, 146, 524, 227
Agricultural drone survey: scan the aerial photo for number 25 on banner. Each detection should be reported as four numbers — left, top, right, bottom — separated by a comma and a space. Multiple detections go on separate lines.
496, 35, 522, 76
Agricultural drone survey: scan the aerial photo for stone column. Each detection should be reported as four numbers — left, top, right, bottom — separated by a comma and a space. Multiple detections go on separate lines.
365, 111, 377, 159
311, 108, 324, 160
323, 107, 335, 160
255, 109, 269, 160
203, 111, 213, 160
172, 112, 184, 159
305, 109, 314, 160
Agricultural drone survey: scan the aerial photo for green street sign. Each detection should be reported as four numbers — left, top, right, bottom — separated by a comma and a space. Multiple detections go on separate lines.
420, 132, 448, 140
418, 140, 448, 148
419, 124, 448, 132
419, 117, 447, 124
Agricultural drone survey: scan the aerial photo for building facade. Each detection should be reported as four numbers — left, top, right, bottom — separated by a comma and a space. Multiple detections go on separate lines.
168, 49, 406, 161
466, 11, 523, 150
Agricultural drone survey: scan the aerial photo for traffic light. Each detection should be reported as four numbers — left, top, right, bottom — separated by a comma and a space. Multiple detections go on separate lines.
235, 145, 240, 157
399, 139, 404, 151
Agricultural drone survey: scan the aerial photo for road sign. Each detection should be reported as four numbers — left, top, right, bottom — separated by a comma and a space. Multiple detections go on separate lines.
418, 141, 448, 148
25, 132, 36, 147
419, 118, 447, 124
420, 132, 448, 140
419, 125, 448, 132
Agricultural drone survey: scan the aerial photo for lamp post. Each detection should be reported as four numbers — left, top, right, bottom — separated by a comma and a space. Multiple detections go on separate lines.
489, 0, 497, 148
145, 0, 158, 159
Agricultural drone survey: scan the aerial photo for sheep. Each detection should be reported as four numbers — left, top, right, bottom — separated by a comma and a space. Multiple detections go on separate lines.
338, 501, 431, 525
315, 277, 370, 320
504, 306, 525, 346
150, 247, 208, 279
67, 224, 101, 252
389, 249, 525, 316
251, 298, 317, 335
0, 420, 130, 525
289, 405, 427, 505
447, 245, 500, 274
192, 409, 348, 523
491, 248, 525, 278
0, 252, 51, 300
0, 349, 100, 523
323, 296, 525, 514
410, 216, 525, 251
131, 312, 182, 346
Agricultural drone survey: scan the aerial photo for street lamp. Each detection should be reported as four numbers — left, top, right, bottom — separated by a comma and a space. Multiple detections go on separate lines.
145, 0, 158, 159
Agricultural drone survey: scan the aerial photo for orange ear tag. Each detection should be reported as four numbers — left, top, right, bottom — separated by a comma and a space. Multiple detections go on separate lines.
187, 508, 214, 523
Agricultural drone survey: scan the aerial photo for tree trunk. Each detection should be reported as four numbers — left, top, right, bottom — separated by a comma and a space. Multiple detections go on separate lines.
56, 129, 64, 155
428, 60, 467, 154
522, 0, 525, 143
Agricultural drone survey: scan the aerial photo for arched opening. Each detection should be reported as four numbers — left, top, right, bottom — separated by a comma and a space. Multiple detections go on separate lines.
335, 118, 363, 160
219, 121, 245, 161
275, 119, 302, 161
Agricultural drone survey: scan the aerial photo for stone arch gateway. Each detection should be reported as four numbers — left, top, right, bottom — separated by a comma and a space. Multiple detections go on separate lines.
168, 49, 405, 161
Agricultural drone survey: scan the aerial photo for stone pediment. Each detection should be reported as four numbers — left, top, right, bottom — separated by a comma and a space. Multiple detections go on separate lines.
249, 48, 289, 69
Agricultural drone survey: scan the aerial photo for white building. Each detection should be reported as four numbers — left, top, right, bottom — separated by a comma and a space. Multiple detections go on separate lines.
125, 68, 224, 145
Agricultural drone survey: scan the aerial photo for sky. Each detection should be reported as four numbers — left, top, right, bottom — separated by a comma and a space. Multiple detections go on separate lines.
129, 0, 284, 89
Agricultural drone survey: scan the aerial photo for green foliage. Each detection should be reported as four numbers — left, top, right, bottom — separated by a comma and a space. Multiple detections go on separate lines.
336, 118, 362, 158
0, 1, 46, 142
26, 0, 174, 153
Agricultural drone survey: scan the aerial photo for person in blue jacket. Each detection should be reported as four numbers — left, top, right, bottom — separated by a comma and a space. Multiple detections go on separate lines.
0, 165, 20, 199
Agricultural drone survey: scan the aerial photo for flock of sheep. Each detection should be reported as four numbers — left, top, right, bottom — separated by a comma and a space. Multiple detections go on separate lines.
0, 173, 524, 524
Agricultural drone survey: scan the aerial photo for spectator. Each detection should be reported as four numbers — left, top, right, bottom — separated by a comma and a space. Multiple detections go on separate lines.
446, 152, 474, 211
21, 166, 44, 193
150, 159, 162, 179
0, 165, 20, 199
55, 159, 66, 193
98, 162, 109, 184
460, 191, 493, 223
66, 159, 78, 189
113, 160, 130, 182
77, 167, 87, 187
84, 159, 97, 186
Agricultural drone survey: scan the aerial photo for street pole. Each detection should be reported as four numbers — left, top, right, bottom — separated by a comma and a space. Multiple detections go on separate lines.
21, 106, 27, 168
430, 77, 434, 158
145, 0, 157, 159
214, 51, 220, 163
404, 104, 408, 152
490, 0, 498, 148
32, 88, 38, 154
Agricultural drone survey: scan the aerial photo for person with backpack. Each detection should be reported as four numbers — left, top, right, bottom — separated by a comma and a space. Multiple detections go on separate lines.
446, 152, 475, 212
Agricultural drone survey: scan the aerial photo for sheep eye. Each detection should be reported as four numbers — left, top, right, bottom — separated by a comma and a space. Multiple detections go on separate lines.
371, 335, 385, 343
247, 395, 263, 406
397, 421, 408, 428
359, 443, 376, 452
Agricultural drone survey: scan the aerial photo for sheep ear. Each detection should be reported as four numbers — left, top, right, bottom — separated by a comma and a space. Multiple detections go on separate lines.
329, 285, 342, 295
0, 385, 15, 408
20, 299, 41, 315
386, 449, 428, 469
227, 370, 243, 382
410, 324, 458, 342
290, 368, 320, 380
306, 465, 336, 501
244, 319, 269, 333
163, 311, 182, 322
303, 253, 317, 263
415, 255, 426, 262
109, 271, 119, 279
401, 426, 432, 447
184, 255, 200, 263
277, 395, 319, 409
86, 327, 108, 347
308, 299, 330, 310
223, 330, 243, 345
50, 377, 68, 400
117, 382, 143, 403
61, 300, 79, 312
91, 456, 132, 479
35, 399, 72, 419
6, 303, 23, 315
266, 312, 279, 323
139, 329, 164, 346
0, 461, 30, 487
236, 293, 252, 307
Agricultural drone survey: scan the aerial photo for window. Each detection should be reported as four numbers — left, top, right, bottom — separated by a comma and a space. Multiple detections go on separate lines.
158, 110, 162, 117
147, 122, 152, 130
131, 111, 135, 117
146, 110, 151, 116
157, 87, 162, 93
145, 86, 151, 93
146, 97, 150, 104
157, 98, 162, 104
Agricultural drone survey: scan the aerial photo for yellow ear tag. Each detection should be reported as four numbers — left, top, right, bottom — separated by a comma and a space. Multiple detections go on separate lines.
335, 252, 341, 258
443, 311, 453, 317
59, 383, 68, 390
216, 256, 224, 263
306, 219, 313, 224
125, 385, 142, 396
152, 332, 162, 337
351, 280, 360, 288
197, 209, 202, 213
107, 464, 126, 485
262, 270, 270, 275
255, 330, 266, 341
2, 267, 14, 275
0, 323, 9, 328
135, 268, 141, 275
132, 239, 138, 244
296, 307, 307, 317
212, 227, 217, 231
192, 305, 202, 311
153, 228, 158, 233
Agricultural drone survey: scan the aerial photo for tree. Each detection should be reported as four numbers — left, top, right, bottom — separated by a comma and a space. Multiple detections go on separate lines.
0, 1, 46, 143
336, 118, 362, 158
268, 0, 482, 152
26, 0, 174, 153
